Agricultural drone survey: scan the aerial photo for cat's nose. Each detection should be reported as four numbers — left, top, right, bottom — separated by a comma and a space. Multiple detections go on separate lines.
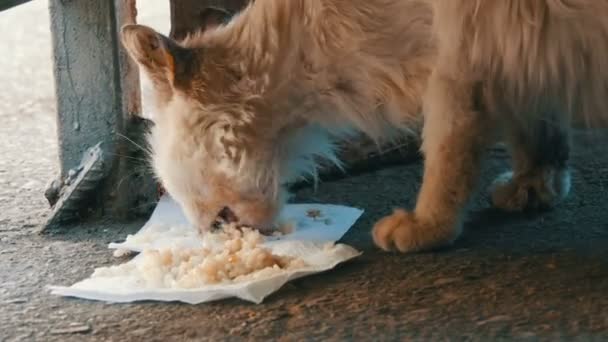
217, 206, 238, 223
208, 199, 277, 233
210, 206, 238, 231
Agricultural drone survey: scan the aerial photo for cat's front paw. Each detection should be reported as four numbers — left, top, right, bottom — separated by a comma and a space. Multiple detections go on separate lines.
372, 209, 460, 253
490, 168, 570, 212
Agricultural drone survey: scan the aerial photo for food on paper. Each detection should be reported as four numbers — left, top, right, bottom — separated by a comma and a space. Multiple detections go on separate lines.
94, 224, 307, 288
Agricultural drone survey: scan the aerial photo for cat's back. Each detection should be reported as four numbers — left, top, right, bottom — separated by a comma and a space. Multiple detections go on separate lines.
431, 0, 608, 119
431, 0, 608, 74
311, 0, 436, 76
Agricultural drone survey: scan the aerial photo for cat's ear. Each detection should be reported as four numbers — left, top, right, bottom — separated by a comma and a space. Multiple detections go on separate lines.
199, 7, 233, 32
121, 24, 194, 87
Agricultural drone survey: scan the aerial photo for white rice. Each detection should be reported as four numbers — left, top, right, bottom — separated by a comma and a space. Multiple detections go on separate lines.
95, 225, 307, 288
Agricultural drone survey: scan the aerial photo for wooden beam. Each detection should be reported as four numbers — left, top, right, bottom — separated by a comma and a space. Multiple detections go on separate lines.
0, 0, 32, 12
169, 0, 250, 40
111, 0, 157, 218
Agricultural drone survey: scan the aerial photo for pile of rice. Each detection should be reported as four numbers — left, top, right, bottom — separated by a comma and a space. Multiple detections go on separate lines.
95, 225, 307, 288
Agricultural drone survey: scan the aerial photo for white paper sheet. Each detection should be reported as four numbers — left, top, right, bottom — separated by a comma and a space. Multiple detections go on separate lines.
50, 195, 364, 304
105, 195, 365, 252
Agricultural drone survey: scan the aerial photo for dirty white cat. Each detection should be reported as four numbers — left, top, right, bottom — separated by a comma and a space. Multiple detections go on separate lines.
121, 0, 435, 232
122, 0, 608, 253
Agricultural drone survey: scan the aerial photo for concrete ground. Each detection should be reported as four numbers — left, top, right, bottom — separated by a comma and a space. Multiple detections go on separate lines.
1, 2, 608, 341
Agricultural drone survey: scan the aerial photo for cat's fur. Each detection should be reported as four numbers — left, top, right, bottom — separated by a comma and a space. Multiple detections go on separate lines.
121, 0, 435, 231
123, 0, 608, 250
373, 0, 608, 252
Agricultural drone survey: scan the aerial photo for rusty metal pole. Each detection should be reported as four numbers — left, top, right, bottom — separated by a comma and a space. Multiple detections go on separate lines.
45, 0, 156, 229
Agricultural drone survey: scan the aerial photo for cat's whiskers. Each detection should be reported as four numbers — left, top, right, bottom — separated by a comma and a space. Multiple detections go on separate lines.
106, 152, 149, 163
116, 132, 152, 156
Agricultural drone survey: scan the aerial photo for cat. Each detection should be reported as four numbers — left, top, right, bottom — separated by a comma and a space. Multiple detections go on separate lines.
121, 0, 435, 232
373, 0, 608, 252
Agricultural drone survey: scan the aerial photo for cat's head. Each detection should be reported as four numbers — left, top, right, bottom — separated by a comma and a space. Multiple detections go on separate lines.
121, 24, 337, 233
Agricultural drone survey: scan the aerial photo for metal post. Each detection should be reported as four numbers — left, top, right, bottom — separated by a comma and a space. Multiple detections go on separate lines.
45, 0, 155, 229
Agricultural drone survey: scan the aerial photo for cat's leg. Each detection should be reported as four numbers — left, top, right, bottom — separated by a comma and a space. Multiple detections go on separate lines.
490, 115, 571, 211
373, 71, 494, 253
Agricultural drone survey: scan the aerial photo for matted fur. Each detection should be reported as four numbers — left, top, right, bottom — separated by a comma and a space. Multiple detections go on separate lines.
373, 0, 608, 253
432, 0, 608, 125
121, 0, 435, 231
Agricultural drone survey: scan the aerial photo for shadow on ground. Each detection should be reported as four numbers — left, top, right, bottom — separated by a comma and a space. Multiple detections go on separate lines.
2, 131, 607, 341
